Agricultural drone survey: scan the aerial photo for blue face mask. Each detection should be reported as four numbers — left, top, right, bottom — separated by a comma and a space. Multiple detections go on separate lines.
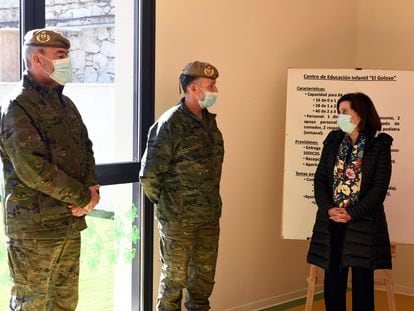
338, 114, 357, 134
39, 54, 72, 85
198, 91, 218, 109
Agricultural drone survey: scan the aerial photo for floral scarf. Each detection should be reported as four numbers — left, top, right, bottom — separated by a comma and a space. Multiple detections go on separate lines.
333, 134, 366, 208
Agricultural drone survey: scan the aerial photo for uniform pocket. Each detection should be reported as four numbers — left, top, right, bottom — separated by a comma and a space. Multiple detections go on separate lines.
159, 180, 184, 216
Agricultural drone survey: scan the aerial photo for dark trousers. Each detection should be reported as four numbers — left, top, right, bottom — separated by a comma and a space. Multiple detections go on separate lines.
157, 221, 220, 311
324, 222, 374, 311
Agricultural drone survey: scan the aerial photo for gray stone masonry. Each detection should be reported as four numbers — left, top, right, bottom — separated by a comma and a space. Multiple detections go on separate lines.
0, 0, 115, 83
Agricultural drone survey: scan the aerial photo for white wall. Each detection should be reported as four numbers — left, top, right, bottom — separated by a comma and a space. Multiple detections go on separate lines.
155, 0, 358, 309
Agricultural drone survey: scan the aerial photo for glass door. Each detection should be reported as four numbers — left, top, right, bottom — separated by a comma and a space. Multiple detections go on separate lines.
0, 1, 20, 308
0, 0, 155, 310
44, 2, 135, 308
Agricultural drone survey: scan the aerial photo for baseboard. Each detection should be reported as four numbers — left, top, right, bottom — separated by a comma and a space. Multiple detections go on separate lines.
375, 284, 414, 297
395, 285, 414, 296
222, 285, 324, 311
223, 283, 414, 311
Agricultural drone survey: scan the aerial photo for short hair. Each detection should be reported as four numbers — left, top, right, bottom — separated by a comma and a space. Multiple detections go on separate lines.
23, 46, 44, 69
179, 74, 199, 94
336, 92, 382, 135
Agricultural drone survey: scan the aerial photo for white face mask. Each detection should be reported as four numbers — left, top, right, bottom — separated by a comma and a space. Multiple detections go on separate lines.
38, 54, 73, 85
198, 90, 218, 109
337, 114, 357, 134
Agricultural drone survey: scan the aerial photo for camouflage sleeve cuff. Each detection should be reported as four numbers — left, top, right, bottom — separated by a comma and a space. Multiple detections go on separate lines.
75, 187, 92, 208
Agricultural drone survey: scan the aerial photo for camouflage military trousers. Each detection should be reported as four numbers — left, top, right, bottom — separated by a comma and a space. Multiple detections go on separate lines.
7, 232, 81, 311
157, 221, 220, 311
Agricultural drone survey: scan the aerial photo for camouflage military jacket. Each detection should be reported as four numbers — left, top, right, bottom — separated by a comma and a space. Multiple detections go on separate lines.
140, 101, 224, 225
0, 73, 97, 238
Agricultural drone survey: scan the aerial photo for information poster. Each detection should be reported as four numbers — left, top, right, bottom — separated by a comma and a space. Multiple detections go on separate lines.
282, 68, 411, 244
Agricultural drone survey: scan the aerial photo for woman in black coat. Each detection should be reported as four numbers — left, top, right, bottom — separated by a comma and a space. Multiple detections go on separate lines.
307, 92, 393, 311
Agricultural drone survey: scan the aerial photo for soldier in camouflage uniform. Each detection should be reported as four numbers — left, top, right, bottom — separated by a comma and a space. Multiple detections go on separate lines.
0, 29, 100, 310
140, 61, 224, 311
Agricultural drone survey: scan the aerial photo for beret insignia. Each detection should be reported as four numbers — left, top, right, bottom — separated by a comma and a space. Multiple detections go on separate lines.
36, 31, 51, 43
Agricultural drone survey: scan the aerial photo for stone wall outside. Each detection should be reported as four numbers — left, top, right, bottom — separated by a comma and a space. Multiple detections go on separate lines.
0, 0, 115, 83
0, 29, 19, 82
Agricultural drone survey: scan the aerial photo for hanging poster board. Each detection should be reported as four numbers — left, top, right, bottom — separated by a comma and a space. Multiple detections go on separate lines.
282, 68, 410, 244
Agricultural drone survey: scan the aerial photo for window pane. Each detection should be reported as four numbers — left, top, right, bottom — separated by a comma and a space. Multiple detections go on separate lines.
45, 1, 137, 310
0, 184, 137, 310
0, 0, 19, 305
0, 0, 20, 82
0, 219, 12, 308
0, 1, 137, 310
46, 0, 115, 83
78, 184, 137, 311
44, 0, 134, 164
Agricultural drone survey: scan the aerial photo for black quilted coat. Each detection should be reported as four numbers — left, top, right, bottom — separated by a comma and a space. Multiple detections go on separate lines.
307, 130, 393, 270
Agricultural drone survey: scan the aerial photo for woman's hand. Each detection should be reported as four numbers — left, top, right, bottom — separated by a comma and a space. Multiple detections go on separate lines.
328, 207, 352, 223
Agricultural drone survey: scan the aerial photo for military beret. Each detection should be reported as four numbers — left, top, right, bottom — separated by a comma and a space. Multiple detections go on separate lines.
182, 61, 219, 80
24, 29, 70, 49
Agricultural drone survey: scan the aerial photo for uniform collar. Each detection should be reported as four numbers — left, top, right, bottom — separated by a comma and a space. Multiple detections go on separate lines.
23, 71, 65, 97
179, 98, 217, 121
